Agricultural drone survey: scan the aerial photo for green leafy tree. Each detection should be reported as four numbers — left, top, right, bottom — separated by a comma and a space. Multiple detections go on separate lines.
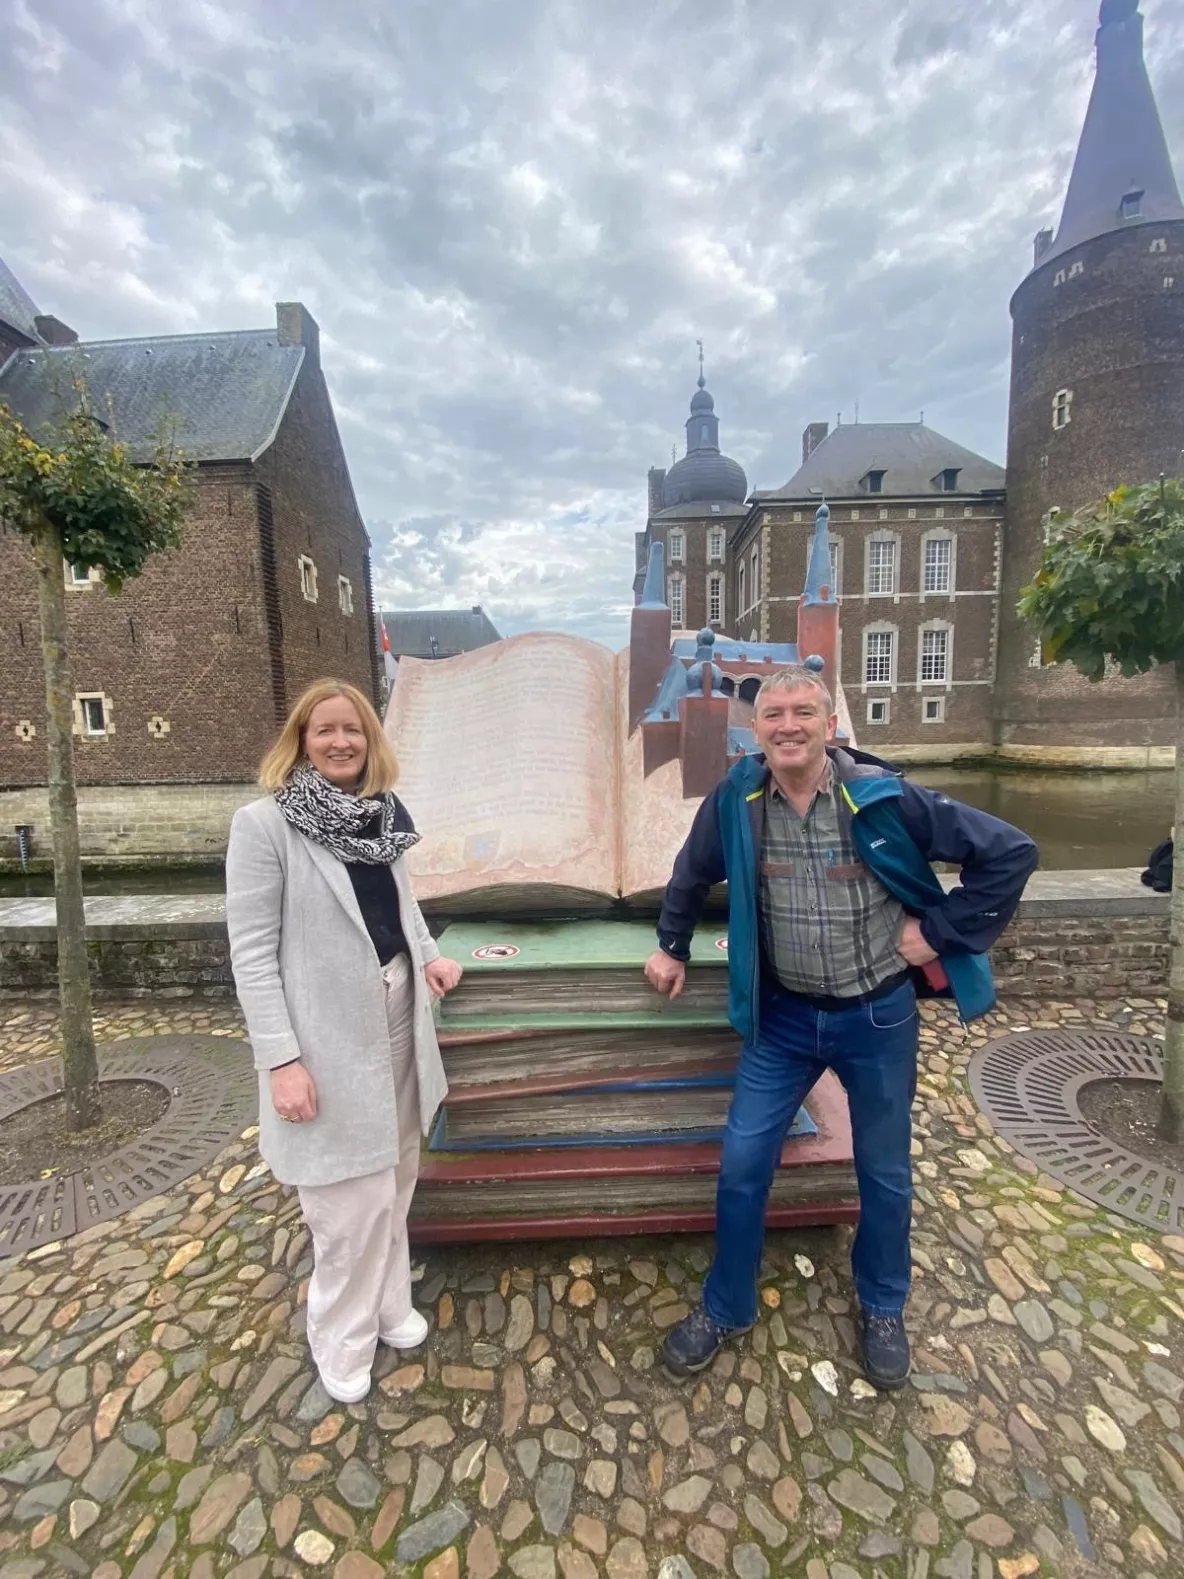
1019, 477, 1184, 1140
0, 383, 191, 1131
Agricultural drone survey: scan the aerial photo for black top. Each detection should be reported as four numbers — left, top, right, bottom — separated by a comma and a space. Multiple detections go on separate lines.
346, 797, 416, 966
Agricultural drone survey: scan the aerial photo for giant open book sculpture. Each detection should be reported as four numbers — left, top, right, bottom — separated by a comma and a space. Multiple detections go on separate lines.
384, 506, 856, 1240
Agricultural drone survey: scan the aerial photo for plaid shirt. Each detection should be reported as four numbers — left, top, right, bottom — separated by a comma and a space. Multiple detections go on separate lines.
758, 764, 907, 998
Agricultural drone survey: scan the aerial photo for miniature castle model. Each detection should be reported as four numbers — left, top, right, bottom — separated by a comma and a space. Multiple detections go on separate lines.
629, 503, 841, 797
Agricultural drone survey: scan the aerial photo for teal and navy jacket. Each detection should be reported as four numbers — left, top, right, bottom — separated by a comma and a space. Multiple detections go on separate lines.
657, 747, 1038, 1033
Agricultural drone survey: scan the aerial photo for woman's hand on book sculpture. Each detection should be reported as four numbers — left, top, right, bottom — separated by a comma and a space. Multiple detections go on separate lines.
424, 956, 464, 998
645, 949, 686, 999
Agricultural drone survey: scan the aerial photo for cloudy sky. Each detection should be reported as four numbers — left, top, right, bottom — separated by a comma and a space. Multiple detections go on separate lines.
3, 0, 1182, 646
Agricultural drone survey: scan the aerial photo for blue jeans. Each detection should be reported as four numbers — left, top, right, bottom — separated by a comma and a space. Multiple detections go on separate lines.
703, 975, 918, 1326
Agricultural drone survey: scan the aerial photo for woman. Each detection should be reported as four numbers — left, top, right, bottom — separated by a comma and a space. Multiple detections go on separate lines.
226, 678, 462, 1404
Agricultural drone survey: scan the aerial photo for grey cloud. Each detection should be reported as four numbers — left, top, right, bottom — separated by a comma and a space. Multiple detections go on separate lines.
2, 0, 1182, 645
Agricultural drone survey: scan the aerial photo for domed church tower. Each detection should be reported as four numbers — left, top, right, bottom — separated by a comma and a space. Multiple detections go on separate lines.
995, 0, 1184, 761
635, 346, 750, 632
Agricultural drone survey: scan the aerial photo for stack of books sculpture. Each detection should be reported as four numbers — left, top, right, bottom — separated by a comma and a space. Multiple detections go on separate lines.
409, 920, 857, 1240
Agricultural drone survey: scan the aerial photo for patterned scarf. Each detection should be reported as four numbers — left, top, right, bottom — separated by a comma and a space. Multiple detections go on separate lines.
274, 765, 421, 865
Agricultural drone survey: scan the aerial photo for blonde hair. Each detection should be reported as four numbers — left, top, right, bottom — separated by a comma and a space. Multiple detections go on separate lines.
259, 679, 399, 796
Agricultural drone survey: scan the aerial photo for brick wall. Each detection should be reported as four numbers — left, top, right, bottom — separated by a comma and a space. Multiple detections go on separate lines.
996, 221, 1184, 751
0, 462, 275, 786
252, 334, 377, 710
0, 893, 1168, 1002
0, 783, 258, 865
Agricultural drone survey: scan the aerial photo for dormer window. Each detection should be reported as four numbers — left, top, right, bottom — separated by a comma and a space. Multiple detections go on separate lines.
934, 468, 961, 493
1120, 188, 1144, 221
862, 470, 886, 495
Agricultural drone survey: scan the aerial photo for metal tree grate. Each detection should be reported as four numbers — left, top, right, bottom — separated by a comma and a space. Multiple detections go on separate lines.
969, 1029, 1182, 1233
0, 1035, 257, 1255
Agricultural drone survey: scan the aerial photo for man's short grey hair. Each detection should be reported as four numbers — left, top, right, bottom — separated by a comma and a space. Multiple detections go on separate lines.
755, 666, 833, 713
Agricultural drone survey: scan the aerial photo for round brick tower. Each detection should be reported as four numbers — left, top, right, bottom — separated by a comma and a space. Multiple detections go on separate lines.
995, 0, 1184, 761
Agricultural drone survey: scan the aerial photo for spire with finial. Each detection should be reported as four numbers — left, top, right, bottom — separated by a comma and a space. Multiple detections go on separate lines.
696, 338, 706, 390
1038, 0, 1182, 266
803, 502, 836, 606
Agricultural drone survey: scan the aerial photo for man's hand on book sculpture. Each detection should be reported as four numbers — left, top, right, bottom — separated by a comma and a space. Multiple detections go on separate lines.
424, 956, 464, 998
645, 949, 686, 999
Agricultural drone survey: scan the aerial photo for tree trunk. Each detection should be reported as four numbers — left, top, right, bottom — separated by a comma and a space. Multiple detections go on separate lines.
1162, 660, 1184, 1142
31, 518, 101, 1131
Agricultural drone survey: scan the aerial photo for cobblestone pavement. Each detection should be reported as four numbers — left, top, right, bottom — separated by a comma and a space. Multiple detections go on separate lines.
0, 994, 1182, 1579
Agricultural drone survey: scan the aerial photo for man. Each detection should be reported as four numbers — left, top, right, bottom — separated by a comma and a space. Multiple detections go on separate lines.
645, 666, 1037, 1389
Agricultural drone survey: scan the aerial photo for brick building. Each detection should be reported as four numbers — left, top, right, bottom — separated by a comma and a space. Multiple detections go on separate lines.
994, 0, 1184, 758
634, 0, 1183, 765
733, 422, 1006, 756
0, 275, 378, 860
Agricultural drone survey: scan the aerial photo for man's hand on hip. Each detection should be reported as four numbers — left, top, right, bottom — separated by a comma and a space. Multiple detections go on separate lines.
645, 949, 686, 999
897, 917, 939, 967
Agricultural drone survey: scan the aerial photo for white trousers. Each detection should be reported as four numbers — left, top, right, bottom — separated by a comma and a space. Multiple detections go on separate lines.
298, 953, 422, 1388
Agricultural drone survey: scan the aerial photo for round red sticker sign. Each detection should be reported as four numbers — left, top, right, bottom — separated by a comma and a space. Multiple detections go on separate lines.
714, 937, 728, 952
472, 944, 520, 961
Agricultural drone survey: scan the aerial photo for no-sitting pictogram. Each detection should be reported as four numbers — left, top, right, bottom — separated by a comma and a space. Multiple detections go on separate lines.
472, 944, 520, 961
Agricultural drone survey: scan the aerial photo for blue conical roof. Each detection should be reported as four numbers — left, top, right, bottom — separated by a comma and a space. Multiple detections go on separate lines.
1042, 2, 1182, 266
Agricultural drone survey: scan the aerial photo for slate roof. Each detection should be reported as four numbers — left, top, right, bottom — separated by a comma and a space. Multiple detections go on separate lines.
758, 422, 1005, 500
651, 499, 748, 522
1043, 2, 1183, 266
378, 607, 502, 660
0, 329, 304, 462
0, 257, 43, 344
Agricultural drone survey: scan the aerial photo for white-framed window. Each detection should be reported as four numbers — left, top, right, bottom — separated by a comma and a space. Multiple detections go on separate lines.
867, 698, 890, 725
923, 695, 945, 724
737, 560, 747, 614
921, 533, 953, 594
337, 575, 353, 615
750, 546, 760, 605
864, 627, 896, 687
707, 571, 725, 626
1068, 261, 1084, 279
708, 527, 725, 562
1151, 238, 1168, 254
75, 693, 109, 738
919, 625, 950, 684
828, 538, 842, 597
668, 530, 685, 564
1052, 389, 1072, 430
866, 536, 898, 596
298, 554, 319, 602
65, 561, 97, 589
667, 574, 685, 627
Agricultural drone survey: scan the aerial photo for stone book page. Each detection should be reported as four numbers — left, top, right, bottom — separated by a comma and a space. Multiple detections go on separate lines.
615, 646, 707, 903
386, 632, 621, 904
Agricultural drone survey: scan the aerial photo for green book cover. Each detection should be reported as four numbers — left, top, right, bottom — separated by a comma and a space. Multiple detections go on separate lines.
438, 919, 729, 972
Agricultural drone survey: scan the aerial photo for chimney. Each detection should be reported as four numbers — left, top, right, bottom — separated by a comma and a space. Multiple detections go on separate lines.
648, 466, 667, 517
276, 302, 320, 365
33, 315, 78, 346
1033, 228, 1054, 266
802, 421, 829, 465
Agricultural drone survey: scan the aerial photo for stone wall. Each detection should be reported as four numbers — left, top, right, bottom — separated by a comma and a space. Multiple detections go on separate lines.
0, 874, 1169, 1002
0, 783, 258, 866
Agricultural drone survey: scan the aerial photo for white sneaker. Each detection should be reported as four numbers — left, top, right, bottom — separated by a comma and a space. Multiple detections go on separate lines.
380, 1309, 429, 1349
318, 1368, 371, 1404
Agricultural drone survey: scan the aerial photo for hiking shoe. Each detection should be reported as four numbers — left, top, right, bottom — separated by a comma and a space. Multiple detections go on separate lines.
859, 1309, 911, 1390
661, 1304, 752, 1378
